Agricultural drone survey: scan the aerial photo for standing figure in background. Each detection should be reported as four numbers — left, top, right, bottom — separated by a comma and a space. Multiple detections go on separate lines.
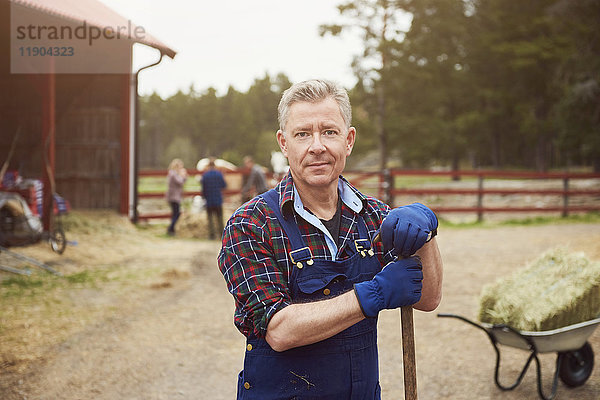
201, 157, 227, 240
166, 158, 187, 236
240, 156, 268, 203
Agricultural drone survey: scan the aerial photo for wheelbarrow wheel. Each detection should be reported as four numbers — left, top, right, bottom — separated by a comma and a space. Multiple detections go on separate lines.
559, 342, 594, 388
49, 227, 66, 254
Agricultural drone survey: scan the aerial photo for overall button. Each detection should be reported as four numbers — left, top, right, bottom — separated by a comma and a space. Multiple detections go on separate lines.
323, 288, 331, 296
244, 382, 251, 390
246, 344, 253, 351
307, 259, 314, 266
296, 262, 303, 269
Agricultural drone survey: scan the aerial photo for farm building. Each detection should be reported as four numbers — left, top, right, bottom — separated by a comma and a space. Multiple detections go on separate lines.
0, 0, 176, 228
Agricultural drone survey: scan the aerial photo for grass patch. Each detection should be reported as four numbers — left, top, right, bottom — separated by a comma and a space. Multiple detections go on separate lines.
1, 276, 44, 289
0, 268, 119, 299
501, 212, 600, 226
394, 175, 477, 188
64, 270, 97, 284
1, 276, 45, 298
0, 275, 62, 298
0, 263, 165, 372
438, 218, 487, 229
439, 211, 600, 229
138, 176, 199, 194
0, 209, 194, 374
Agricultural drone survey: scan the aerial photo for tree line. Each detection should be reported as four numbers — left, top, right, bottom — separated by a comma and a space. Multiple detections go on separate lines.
140, 0, 599, 172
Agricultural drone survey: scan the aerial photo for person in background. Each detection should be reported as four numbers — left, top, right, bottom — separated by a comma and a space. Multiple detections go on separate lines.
240, 156, 268, 203
201, 157, 227, 240
166, 158, 187, 236
218, 79, 443, 398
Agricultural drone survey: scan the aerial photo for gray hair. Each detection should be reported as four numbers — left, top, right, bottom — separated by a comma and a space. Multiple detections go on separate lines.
277, 79, 352, 132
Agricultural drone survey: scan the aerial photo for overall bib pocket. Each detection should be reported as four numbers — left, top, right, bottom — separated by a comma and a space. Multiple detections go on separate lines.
238, 349, 353, 399
296, 272, 347, 297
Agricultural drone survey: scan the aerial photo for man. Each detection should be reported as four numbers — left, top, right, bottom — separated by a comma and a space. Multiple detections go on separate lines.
201, 157, 227, 240
218, 79, 443, 399
240, 155, 268, 202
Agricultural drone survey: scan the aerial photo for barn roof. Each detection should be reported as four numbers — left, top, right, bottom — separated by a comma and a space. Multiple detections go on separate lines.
10, 0, 176, 58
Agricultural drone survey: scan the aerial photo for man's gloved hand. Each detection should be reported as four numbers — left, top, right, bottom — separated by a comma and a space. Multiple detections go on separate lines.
354, 257, 423, 318
380, 203, 438, 258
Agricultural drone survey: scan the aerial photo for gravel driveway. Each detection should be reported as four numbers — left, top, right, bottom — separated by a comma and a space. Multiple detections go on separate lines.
3, 222, 600, 400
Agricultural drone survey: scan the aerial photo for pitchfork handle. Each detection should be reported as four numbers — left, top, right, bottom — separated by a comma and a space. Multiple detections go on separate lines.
401, 305, 417, 400
373, 232, 418, 400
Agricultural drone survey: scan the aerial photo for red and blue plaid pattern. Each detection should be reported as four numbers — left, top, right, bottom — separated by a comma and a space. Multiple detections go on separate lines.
218, 173, 391, 338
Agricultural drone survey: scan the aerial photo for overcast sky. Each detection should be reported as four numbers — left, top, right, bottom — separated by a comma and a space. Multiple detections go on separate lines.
100, 0, 364, 97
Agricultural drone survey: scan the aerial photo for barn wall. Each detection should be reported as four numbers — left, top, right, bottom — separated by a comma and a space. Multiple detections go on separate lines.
54, 75, 128, 209
0, 74, 128, 210
1, 2, 38, 175
0, 76, 44, 178
1, 1, 132, 211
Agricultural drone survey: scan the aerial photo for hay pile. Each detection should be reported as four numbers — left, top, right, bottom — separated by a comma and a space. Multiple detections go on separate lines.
479, 248, 600, 331
175, 213, 209, 238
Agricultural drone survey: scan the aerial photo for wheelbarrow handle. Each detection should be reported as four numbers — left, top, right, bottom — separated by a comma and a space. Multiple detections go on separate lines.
438, 313, 488, 333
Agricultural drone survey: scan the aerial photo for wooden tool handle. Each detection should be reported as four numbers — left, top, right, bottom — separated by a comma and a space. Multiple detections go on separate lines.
372, 231, 418, 399
401, 305, 418, 400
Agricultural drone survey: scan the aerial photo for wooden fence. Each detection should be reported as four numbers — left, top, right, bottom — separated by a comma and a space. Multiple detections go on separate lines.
136, 169, 600, 222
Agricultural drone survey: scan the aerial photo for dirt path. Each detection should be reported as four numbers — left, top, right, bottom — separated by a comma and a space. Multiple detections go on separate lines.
3, 222, 600, 400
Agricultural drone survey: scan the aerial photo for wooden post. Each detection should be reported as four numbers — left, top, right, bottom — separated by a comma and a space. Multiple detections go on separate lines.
477, 175, 484, 222
41, 72, 56, 231
379, 170, 385, 201
119, 73, 131, 215
382, 169, 394, 207
562, 177, 569, 217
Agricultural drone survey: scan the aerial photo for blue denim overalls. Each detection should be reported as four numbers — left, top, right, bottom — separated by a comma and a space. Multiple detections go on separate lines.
237, 189, 383, 400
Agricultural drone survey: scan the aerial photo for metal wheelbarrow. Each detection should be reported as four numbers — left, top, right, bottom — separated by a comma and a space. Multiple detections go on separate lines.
438, 313, 600, 400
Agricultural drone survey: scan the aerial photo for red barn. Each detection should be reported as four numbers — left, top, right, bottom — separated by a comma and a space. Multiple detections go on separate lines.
0, 0, 176, 228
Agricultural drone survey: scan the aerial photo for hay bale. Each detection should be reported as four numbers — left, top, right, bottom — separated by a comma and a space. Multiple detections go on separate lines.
478, 248, 600, 331
175, 213, 208, 238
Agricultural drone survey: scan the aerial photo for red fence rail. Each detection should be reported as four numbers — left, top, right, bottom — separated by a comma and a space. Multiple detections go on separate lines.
136, 169, 600, 221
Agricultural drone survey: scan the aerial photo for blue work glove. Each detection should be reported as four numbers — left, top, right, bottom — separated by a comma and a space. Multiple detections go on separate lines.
354, 257, 423, 318
380, 203, 438, 258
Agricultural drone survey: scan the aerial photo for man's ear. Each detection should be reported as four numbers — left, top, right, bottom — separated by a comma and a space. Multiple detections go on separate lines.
346, 127, 356, 156
277, 130, 288, 157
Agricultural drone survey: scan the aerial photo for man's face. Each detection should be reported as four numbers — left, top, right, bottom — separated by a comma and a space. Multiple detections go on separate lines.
277, 97, 355, 190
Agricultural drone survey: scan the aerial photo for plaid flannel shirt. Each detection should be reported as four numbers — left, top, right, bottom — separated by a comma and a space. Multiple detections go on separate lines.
218, 173, 391, 338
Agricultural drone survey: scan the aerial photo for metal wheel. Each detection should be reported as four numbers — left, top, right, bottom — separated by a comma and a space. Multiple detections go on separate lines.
559, 342, 594, 387
49, 226, 66, 254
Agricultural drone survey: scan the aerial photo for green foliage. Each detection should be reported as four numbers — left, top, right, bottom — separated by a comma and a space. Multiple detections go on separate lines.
139, 74, 290, 170
139, 2, 599, 172
328, 0, 599, 171
164, 136, 198, 170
